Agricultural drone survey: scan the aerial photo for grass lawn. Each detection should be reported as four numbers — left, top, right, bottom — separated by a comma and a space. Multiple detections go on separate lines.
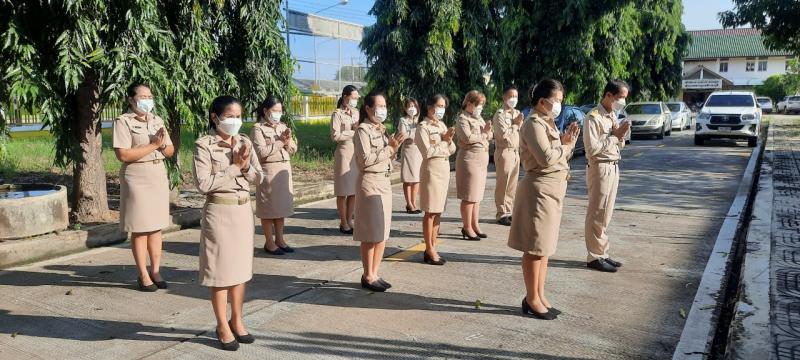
1, 119, 337, 185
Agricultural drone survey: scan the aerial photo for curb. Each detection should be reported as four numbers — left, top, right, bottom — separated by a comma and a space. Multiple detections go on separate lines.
0, 171, 403, 269
672, 135, 765, 359
725, 124, 774, 359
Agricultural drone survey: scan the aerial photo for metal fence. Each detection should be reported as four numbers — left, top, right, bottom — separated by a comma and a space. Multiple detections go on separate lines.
290, 95, 337, 119
2, 103, 124, 125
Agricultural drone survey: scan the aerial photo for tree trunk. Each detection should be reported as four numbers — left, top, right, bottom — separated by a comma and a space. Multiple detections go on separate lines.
71, 70, 110, 223
167, 112, 181, 208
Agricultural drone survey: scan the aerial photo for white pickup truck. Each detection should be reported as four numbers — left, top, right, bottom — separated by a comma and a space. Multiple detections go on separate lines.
695, 91, 760, 147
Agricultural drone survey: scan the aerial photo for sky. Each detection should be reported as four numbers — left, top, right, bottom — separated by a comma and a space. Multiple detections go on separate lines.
288, 0, 738, 81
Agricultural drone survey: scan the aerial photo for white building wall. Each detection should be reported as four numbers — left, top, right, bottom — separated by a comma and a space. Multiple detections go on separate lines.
683, 56, 791, 87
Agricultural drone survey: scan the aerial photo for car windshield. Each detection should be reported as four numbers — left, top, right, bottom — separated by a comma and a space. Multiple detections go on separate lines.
626, 104, 661, 114
791, 96, 800, 101
706, 95, 754, 107
667, 103, 682, 112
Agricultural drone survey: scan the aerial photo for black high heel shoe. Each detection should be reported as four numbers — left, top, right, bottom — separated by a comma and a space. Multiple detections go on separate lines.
361, 277, 387, 292
548, 307, 562, 316
521, 298, 556, 320
476, 231, 487, 239
278, 244, 295, 253
460, 228, 481, 241
423, 252, 446, 265
148, 272, 168, 289
228, 320, 255, 344
216, 329, 240, 351
263, 245, 285, 255
137, 277, 157, 292
377, 278, 392, 289
339, 225, 353, 234
405, 205, 415, 214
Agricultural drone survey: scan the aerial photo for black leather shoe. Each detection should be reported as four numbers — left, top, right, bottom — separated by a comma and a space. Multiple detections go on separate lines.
377, 278, 392, 289
423, 252, 446, 265
278, 244, 295, 253
521, 298, 556, 320
604, 258, 623, 268
548, 307, 562, 316
263, 246, 285, 255
460, 228, 480, 241
413, 209, 423, 214
216, 329, 240, 351
228, 320, 255, 344
476, 232, 487, 239
587, 259, 618, 272
497, 217, 512, 226
148, 272, 168, 289
360, 278, 387, 292
339, 225, 353, 234
137, 277, 158, 292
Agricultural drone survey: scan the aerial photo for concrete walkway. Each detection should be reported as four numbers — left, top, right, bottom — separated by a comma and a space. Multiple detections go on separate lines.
0, 130, 753, 359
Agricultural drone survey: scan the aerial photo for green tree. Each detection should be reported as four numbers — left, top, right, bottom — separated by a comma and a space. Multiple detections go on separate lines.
720, 0, 800, 55
785, 59, 800, 95
755, 74, 787, 103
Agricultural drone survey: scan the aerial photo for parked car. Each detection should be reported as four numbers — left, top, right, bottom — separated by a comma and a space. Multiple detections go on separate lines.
666, 102, 691, 130
784, 96, 800, 114
777, 96, 789, 113
756, 96, 774, 114
695, 91, 760, 147
627, 102, 672, 139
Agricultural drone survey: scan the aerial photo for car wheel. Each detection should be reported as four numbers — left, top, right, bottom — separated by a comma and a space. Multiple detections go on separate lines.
748, 137, 757, 147
694, 135, 704, 146
665, 124, 671, 136
657, 126, 665, 140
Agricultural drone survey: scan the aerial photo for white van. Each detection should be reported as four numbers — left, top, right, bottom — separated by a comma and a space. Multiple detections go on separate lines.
695, 91, 760, 147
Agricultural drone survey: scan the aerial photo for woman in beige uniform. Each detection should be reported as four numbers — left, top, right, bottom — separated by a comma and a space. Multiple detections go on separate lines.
416, 94, 456, 265
193, 96, 262, 351
251, 96, 297, 255
493, 85, 523, 226
331, 85, 360, 234
398, 97, 423, 214
354, 90, 405, 292
455, 90, 492, 240
508, 79, 579, 320
113, 83, 175, 292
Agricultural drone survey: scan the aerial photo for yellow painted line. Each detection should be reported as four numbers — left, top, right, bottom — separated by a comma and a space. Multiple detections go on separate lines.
386, 240, 443, 262
632, 152, 644, 157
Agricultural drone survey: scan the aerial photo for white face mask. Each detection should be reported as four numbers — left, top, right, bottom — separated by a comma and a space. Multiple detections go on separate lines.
434, 107, 446, 120
551, 101, 562, 118
217, 116, 242, 136
472, 105, 484, 117
612, 98, 626, 112
507, 97, 518, 108
375, 107, 388, 122
136, 99, 155, 113
407, 107, 417, 117
348, 99, 358, 109
270, 111, 282, 123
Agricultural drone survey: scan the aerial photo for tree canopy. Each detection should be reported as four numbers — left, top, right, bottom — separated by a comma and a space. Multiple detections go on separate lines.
720, 0, 800, 55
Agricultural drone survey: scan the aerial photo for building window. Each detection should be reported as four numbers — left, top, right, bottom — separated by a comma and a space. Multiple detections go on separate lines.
719, 62, 728, 72
746, 61, 755, 72
758, 60, 768, 71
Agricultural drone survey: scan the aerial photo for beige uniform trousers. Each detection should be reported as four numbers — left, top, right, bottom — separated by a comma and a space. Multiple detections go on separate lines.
584, 162, 620, 262
494, 148, 520, 220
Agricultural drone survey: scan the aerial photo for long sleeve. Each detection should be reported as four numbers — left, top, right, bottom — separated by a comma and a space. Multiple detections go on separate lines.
285, 136, 298, 155
355, 127, 394, 169
492, 111, 519, 147
583, 115, 619, 158
242, 139, 264, 184
251, 124, 276, 161
192, 144, 237, 194
330, 111, 355, 142
528, 121, 572, 168
456, 116, 486, 145
416, 123, 452, 159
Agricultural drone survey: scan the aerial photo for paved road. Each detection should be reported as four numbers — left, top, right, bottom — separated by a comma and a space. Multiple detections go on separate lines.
0, 127, 755, 359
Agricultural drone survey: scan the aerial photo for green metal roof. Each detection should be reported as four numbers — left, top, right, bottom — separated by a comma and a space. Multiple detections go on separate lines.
686, 29, 793, 60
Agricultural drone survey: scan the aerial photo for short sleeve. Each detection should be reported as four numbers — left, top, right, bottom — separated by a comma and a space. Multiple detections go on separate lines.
112, 118, 132, 149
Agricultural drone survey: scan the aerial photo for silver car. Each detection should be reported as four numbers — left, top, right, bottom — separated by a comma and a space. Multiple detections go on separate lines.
627, 102, 672, 139
666, 102, 692, 130
756, 96, 774, 114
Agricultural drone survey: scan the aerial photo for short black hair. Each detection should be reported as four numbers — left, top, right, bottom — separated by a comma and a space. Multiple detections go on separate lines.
208, 95, 242, 130
603, 79, 630, 97
502, 84, 518, 94
529, 79, 564, 106
359, 89, 385, 123
126, 82, 149, 98
255, 96, 282, 121
423, 93, 449, 119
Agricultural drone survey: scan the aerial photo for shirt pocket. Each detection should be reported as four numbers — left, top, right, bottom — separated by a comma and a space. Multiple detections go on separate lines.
429, 130, 441, 145
129, 125, 151, 146
209, 151, 229, 174
369, 134, 385, 152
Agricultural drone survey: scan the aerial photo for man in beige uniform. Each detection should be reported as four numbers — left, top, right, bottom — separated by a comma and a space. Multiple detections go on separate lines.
493, 85, 523, 226
583, 79, 631, 273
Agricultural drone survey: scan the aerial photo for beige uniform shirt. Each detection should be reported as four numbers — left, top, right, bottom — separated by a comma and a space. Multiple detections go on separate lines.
456, 111, 491, 150
492, 108, 521, 150
415, 117, 456, 159
354, 122, 395, 173
192, 131, 263, 197
520, 113, 574, 175
398, 116, 419, 146
583, 105, 626, 164
251, 121, 297, 163
330, 108, 358, 143
112, 112, 173, 162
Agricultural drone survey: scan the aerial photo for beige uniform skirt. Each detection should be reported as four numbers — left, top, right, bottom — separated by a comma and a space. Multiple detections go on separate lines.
420, 158, 450, 213
334, 141, 358, 196
401, 143, 422, 183
119, 161, 170, 233
199, 200, 255, 287
255, 161, 294, 219
507, 172, 568, 257
456, 148, 489, 202
353, 172, 392, 243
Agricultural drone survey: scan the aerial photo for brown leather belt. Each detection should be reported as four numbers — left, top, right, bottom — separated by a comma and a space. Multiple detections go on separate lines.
206, 195, 250, 205
262, 160, 289, 164
134, 159, 162, 164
